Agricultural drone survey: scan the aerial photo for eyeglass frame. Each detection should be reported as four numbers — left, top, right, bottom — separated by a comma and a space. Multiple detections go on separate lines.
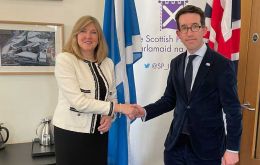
178, 23, 204, 34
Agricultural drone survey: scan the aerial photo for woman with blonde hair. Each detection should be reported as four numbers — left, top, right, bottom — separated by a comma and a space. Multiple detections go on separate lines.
53, 15, 139, 165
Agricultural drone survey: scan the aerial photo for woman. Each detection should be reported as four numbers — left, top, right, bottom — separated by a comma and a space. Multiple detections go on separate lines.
53, 15, 136, 165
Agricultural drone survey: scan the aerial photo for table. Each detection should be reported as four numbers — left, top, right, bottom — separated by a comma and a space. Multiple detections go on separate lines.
0, 142, 56, 165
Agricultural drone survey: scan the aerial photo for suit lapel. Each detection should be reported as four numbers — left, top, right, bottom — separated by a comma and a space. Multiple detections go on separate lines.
190, 48, 214, 99
177, 52, 188, 102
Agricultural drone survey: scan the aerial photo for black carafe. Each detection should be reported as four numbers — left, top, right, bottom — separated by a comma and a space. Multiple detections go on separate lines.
0, 123, 9, 150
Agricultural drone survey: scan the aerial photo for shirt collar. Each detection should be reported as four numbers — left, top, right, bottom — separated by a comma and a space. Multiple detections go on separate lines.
186, 43, 207, 58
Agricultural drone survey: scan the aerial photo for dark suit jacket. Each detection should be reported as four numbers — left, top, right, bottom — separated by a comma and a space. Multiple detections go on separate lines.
144, 47, 242, 160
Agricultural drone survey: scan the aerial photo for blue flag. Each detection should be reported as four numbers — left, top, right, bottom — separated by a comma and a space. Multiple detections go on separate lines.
103, 0, 142, 164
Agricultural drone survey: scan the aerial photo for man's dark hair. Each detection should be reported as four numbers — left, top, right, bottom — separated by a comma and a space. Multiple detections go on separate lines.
175, 5, 205, 29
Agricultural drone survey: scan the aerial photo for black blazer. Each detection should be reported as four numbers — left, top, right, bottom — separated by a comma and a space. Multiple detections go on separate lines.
144, 47, 242, 160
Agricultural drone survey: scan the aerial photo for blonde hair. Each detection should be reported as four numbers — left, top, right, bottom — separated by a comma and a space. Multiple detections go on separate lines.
63, 15, 108, 63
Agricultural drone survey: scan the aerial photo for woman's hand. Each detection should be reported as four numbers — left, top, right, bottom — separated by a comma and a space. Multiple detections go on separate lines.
98, 115, 112, 133
114, 103, 145, 120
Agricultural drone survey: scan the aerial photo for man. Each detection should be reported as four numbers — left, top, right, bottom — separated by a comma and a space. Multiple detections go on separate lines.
136, 5, 242, 165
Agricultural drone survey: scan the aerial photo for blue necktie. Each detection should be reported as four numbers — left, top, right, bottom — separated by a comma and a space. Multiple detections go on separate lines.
184, 55, 198, 97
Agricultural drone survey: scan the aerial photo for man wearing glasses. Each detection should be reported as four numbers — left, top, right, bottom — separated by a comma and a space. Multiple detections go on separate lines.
136, 5, 242, 165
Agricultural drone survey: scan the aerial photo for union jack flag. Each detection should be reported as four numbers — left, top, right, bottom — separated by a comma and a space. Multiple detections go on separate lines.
204, 0, 241, 62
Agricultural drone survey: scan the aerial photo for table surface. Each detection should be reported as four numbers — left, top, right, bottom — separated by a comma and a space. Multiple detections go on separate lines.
0, 142, 56, 165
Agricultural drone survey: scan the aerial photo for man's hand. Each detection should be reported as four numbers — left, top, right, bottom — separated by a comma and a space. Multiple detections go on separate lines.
120, 104, 138, 120
222, 151, 239, 165
133, 104, 145, 118
114, 103, 145, 120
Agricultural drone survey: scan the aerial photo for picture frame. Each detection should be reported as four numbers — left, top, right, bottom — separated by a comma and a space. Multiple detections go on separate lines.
0, 21, 64, 74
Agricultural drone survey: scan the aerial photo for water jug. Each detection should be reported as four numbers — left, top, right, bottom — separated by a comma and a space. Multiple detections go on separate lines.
36, 118, 54, 146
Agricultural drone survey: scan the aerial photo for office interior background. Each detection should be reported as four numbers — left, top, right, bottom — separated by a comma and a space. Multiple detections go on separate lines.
0, 0, 259, 165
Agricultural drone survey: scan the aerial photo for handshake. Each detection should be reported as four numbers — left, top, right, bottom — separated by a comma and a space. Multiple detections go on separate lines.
114, 104, 145, 120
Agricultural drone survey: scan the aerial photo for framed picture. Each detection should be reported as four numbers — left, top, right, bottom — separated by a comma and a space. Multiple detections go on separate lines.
0, 21, 64, 74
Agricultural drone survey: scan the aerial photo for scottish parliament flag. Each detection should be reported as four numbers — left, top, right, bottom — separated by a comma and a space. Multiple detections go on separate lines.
103, 0, 142, 164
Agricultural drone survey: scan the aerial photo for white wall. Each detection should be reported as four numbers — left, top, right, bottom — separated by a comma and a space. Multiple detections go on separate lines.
0, 0, 104, 144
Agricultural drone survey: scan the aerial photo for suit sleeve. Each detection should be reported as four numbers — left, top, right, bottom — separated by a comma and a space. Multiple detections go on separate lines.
218, 60, 242, 151
144, 60, 177, 121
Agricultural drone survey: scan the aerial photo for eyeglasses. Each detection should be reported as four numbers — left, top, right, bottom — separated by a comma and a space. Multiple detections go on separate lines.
179, 24, 202, 34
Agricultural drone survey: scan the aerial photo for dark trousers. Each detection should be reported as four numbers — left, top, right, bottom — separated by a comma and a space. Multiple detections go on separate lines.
164, 134, 221, 165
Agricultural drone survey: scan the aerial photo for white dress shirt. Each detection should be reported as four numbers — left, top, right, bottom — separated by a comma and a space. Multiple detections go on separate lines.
184, 43, 207, 91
